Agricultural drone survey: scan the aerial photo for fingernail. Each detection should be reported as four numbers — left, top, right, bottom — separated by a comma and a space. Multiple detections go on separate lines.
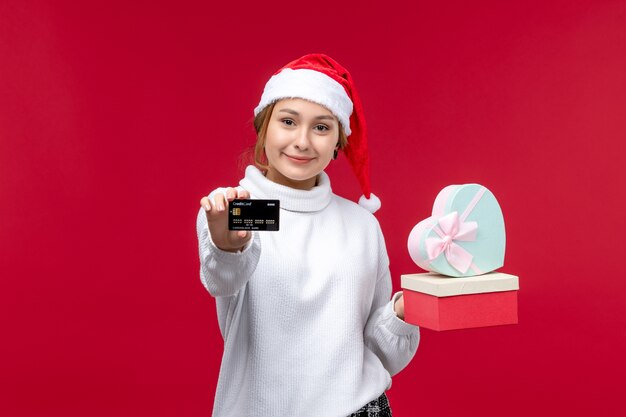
218, 204, 224, 211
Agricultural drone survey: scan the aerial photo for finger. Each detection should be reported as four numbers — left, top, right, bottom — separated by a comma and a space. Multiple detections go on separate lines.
237, 188, 250, 199
225, 187, 237, 201
213, 193, 227, 212
232, 230, 252, 247
200, 196, 212, 212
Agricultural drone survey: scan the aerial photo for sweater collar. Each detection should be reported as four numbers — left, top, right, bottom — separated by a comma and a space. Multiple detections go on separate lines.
239, 165, 332, 213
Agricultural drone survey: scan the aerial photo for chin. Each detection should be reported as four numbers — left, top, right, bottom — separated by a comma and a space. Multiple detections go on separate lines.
283, 168, 321, 182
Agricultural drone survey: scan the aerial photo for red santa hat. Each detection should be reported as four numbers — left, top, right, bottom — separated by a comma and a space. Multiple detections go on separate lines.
254, 53, 381, 213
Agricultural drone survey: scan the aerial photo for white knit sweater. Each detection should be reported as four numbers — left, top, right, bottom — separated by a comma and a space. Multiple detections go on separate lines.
196, 166, 420, 417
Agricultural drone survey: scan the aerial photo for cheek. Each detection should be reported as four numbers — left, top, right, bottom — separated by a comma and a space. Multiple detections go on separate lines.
317, 136, 339, 157
264, 128, 285, 154
320, 147, 335, 161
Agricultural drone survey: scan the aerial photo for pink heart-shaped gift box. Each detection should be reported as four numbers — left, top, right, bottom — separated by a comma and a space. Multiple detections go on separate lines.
407, 184, 506, 277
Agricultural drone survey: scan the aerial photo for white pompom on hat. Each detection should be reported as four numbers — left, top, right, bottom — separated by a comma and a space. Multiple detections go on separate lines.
254, 53, 381, 213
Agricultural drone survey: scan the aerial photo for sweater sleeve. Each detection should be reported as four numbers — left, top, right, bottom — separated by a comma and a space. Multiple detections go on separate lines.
195, 198, 261, 298
363, 225, 420, 377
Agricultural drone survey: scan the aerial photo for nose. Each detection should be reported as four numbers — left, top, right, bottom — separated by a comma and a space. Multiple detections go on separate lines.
293, 128, 311, 151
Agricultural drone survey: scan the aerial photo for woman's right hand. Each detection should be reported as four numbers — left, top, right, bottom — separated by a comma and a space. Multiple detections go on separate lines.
200, 187, 252, 253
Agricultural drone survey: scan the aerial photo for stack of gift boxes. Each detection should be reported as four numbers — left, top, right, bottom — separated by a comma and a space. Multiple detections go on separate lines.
401, 184, 519, 331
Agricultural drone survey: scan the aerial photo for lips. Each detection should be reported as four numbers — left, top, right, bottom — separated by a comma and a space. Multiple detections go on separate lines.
284, 153, 315, 163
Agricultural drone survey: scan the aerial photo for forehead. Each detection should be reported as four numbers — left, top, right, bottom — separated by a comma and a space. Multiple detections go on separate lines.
273, 98, 336, 118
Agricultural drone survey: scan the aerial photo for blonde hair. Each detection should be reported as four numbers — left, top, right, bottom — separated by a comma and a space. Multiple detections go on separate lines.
252, 101, 349, 172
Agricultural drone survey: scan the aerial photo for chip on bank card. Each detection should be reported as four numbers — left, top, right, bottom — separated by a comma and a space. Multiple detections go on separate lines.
228, 199, 280, 231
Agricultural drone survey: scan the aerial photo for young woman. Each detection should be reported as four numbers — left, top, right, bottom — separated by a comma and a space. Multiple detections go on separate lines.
196, 54, 419, 417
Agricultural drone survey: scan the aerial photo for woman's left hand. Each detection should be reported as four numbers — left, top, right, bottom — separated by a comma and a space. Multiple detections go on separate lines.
394, 292, 405, 320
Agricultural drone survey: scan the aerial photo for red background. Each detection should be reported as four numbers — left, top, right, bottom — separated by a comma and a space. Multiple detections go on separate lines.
2, 1, 625, 416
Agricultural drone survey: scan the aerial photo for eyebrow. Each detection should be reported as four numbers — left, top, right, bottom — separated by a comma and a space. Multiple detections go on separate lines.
278, 108, 336, 121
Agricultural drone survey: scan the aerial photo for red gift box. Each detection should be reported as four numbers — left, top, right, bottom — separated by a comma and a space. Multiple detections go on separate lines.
401, 272, 519, 331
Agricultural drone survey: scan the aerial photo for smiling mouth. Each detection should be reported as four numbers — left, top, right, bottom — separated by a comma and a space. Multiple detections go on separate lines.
284, 154, 315, 163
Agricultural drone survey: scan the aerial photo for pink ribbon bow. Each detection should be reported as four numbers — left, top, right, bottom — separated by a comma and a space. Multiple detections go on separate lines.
425, 211, 478, 273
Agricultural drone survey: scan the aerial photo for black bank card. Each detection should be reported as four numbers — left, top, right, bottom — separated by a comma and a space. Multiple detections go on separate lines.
228, 199, 280, 231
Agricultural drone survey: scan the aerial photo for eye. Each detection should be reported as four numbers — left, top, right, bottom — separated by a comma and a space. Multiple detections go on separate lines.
314, 124, 329, 132
281, 118, 295, 126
